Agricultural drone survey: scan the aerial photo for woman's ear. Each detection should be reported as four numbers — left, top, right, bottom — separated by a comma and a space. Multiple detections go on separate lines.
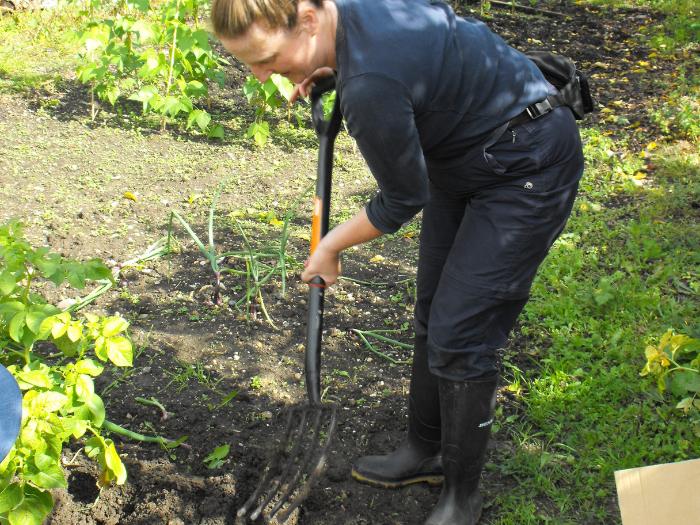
297, 1, 320, 35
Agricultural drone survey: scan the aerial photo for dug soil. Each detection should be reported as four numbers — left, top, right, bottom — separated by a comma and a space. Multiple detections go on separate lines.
0, 1, 684, 524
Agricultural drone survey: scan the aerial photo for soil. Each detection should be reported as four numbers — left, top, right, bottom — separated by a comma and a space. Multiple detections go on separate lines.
0, 1, 689, 524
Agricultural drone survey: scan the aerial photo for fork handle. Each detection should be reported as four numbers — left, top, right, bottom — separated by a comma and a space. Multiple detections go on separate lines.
305, 76, 341, 404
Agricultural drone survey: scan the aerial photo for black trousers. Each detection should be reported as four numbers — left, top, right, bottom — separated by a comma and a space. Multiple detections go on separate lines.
415, 106, 584, 381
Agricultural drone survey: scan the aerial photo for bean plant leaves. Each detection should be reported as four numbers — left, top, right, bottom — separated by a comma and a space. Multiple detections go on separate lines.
94, 336, 108, 361
0, 301, 24, 324
162, 95, 185, 117
192, 30, 210, 52
242, 76, 259, 103
84, 437, 102, 460
207, 124, 224, 139
185, 80, 206, 98
66, 322, 83, 343
82, 259, 113, 282
126, 0, 151, 13
246, 121, 270, 148
271, 74, 294, 102
128, 85, 158, 111
187, 109, 210, 131
130, 20, 155, 41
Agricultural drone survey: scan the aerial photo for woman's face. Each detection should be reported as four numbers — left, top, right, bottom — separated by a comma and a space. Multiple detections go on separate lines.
220, 21, 318, 84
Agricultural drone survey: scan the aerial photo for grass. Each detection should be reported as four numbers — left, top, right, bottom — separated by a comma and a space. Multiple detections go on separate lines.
0, 8, 80, 94
578, 0, 700, 51
490, 96, 699, 520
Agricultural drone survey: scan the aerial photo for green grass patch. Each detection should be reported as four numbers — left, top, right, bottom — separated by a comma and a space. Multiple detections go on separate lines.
0, 9, 81, 94
493, 123, 699, 521
578, 0, 700, 51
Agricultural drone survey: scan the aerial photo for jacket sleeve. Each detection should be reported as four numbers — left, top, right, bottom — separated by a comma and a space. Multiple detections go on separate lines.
340, 74, 429, 234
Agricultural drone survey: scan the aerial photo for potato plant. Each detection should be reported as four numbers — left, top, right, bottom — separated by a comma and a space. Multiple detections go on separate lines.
641, 329, 700, 436
76, 0, 226, 136
0, 221, 133, 525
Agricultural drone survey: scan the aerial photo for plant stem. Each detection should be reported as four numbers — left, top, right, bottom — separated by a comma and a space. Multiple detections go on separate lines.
354, 329, 413, 349
102, 419, 183, 447
162, 0, 182, 132
350, 329, 411, 365
135, 396, 170, 420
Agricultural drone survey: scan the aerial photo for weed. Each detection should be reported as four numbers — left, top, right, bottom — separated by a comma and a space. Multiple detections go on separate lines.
207, 389, 239, 412
165, 361, 221, 392
203, 443, 230, 469
649, 71, 700, 141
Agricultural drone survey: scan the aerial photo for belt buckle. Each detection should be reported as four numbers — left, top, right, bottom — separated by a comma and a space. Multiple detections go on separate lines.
526, 99, 552, 120
526, 105, 539, 119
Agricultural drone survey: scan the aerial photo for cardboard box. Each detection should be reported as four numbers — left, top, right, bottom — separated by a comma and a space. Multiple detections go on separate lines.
615, 458, 700, 524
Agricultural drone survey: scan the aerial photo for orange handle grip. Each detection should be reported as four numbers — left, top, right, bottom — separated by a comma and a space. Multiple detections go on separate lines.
310, 196, 323, 255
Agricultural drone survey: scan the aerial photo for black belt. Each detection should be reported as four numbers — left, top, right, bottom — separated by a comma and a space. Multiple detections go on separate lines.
508, 97, 558, 129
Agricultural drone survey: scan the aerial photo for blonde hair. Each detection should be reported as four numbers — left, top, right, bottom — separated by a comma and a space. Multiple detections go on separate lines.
211, 0, 323, 38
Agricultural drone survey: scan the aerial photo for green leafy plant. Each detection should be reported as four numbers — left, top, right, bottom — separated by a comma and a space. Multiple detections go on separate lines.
0, 221, 133, 524
76, 0, 226, 135
641, 329, 700, 434
168, 187, 307, 326
203, 443, 229, 469
649, 72, 700, 141
242, 74, 295, 146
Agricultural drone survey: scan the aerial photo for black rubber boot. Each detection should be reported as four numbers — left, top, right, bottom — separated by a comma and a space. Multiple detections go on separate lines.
351, 335, 443, 488
424, 375, 498, 525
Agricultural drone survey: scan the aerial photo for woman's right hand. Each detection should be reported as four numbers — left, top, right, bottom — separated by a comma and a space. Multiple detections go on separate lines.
290, 67, 335, 103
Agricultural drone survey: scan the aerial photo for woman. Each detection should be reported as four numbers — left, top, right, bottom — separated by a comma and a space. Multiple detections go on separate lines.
211, 1, 584, 523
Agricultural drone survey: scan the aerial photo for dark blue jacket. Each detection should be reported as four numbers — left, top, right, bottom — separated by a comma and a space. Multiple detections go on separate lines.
335, 0, 550, 233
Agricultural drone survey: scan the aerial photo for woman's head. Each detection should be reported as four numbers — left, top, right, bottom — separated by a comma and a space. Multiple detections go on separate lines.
212, 0, 335, 85
211, 0, 323, 40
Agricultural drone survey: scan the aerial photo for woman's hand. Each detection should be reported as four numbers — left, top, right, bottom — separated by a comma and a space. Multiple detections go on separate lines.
300, 242, 342, 286
290, 67, 335, 103
300, 209, 383, 286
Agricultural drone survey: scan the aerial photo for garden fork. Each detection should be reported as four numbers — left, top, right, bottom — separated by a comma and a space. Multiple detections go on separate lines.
236, 76, 342, 524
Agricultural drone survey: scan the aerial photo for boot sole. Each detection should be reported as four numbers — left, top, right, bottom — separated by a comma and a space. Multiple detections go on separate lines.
351, 468, 444, 489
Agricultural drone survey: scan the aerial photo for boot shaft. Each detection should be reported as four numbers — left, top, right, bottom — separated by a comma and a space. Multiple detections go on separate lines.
438, 376, 498, 490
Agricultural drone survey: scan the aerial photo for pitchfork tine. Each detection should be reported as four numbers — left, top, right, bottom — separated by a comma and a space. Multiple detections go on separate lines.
276, 406, 338, 522
248, 408, 313, 520
236, 408, 300, 519
267, 406, 327, 518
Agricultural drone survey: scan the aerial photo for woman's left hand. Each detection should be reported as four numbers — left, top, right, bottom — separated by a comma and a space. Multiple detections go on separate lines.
300, 242, 341, 286
290, 67, 335, 103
